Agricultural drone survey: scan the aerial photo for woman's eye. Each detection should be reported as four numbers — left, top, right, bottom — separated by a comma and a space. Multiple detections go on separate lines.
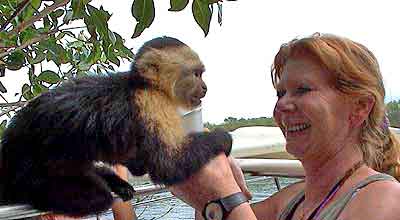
276, 90, 286, 98
296, 86, 311, 94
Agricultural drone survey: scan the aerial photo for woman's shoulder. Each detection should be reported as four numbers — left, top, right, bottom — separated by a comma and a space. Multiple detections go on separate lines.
252, 179, 305, 220
342, 173, 400, 220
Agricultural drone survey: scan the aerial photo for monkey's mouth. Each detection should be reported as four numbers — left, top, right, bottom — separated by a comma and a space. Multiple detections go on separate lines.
190, 92, 206, 107
191, 97, 202, 106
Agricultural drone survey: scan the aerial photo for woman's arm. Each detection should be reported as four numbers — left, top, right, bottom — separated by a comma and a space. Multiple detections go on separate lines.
111, 165, 137, 220
169, 153, 257, 220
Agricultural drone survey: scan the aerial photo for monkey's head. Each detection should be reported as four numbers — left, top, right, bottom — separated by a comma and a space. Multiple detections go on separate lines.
133, 36, 207, 109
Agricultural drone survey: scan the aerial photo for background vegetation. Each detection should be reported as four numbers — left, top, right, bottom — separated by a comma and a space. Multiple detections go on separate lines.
205, 116, 276, 131
387, 100, 400, 128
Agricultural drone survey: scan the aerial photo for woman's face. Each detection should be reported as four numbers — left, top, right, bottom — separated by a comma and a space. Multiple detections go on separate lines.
273, 55, 353, 160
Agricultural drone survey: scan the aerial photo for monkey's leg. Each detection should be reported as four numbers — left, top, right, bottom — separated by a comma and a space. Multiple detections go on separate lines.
94, 165, 135, 202
134, 128, 233, 185
28, 172, 114, 217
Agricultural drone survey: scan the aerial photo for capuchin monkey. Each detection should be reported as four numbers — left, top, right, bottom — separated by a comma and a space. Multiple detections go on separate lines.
0, 36, 232, 217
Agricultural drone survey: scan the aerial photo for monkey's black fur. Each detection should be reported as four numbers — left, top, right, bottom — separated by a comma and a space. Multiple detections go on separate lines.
0, 38, 232, 216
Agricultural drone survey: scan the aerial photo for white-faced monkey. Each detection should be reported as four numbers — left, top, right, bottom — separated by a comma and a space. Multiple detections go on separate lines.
0, 36, 232, 217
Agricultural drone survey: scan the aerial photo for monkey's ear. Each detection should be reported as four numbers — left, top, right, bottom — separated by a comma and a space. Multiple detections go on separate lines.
135, 48, 163, 73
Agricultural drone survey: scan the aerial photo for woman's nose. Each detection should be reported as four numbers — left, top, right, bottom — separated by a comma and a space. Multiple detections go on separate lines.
274, 96, 296, 114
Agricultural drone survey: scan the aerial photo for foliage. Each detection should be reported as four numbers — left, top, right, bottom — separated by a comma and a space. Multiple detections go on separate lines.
133, 0, 232, 38
0, 0, 236, 136
205, 117, 277, 132
387, 100, 400, 128
204, 99, 400, 132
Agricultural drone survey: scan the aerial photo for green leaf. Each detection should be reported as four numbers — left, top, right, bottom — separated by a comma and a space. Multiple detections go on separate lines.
67, 41, 85, 48
86, 42, 101, 64
43, 38, 68, 65
43, 15, 51, 29
169, 0, 189, 11
20, 27, 38, 44
29, 50, 46, 64
192, 0, 212, 36
37, 70, 61, 84
131, 0, 155, 38
32, 83, 47, 96
20, 0, 41, 20
86, 5, 111, 41
22, 83, 34, 100
63, 10, 73, 24
56, 32, 66, 40
0, 32, 16, 47
107, 46, 120, 66
0, 119, 7, 137
0, 81, 7, 93
108, 30, 116, 45
6, 49, 25, 71
71, 0, 90, 19
77, 62, 92, 71
51, 9, 64, 18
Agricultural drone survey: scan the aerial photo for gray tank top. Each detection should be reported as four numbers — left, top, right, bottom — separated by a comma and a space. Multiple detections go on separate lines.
279, 173, 397, 220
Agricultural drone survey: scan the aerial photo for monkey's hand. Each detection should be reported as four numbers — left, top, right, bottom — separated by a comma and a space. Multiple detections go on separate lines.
211, 128, 233, 156
143, 129, 233, 186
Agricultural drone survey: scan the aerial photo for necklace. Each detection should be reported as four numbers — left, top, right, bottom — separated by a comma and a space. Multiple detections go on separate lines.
299, 160, 364, 220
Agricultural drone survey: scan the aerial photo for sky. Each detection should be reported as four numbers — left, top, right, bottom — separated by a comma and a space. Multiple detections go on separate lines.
1, 0, 400, 124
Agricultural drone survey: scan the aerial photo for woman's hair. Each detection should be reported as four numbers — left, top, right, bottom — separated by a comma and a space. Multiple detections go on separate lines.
271, 33, 400, 180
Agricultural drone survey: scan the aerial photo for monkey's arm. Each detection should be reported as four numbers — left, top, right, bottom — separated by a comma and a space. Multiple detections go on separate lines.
126, 129, 232, 185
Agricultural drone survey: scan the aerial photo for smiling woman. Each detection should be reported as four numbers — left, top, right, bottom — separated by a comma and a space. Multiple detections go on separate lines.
170, 33, 400, 220
271, 33, 400, 174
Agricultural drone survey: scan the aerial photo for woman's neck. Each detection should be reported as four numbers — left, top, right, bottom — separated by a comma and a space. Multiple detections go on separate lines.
301, 138, 364, 208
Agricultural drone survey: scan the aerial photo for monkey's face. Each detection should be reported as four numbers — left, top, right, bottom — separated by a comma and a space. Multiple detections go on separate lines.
135, 45, 207, 109
174, 65, 207, 108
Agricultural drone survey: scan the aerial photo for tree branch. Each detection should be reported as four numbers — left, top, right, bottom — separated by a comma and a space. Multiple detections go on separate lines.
9, 0, 70, 36
59, 26, 86, 31
0, 101, 26, 108
0, 105, 21, 118
0, 0, 31, 32
0, 29, 58, 58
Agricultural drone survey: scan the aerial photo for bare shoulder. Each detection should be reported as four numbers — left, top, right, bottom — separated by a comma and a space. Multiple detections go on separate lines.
344, 179, 400, 220
252, 179, 305, 220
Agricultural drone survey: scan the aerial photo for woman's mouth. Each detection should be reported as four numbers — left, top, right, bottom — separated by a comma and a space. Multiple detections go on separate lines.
282, 123, 312, 139
286, 123, 311, 133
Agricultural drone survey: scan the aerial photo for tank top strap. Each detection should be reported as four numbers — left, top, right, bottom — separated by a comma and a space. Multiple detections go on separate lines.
278, 173, 396, 220
317, 173, 397, 220
279, 190, 305, 220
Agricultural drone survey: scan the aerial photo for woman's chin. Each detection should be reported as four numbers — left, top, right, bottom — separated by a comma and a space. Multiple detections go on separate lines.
285, 144, 306, 159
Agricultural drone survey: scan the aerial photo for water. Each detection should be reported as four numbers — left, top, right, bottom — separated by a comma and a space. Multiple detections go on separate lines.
101, 177, 301, 220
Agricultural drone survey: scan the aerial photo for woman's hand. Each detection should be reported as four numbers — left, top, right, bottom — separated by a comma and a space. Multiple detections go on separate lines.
168, 153, 242, 211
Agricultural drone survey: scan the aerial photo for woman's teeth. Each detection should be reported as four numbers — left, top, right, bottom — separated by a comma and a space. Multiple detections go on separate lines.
286, 123, 311, 132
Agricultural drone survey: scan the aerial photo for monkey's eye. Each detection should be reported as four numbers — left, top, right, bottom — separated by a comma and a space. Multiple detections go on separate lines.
194, 71, 203, 78
276, 90, 286, 98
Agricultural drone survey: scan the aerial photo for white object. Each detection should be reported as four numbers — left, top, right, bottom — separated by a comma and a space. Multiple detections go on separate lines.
230, 126, 291, 159
237, 158, 304, 177
180, 105, 204, 134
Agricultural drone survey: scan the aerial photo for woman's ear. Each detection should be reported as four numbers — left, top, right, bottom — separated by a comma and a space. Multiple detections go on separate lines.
349, 95, 375, 128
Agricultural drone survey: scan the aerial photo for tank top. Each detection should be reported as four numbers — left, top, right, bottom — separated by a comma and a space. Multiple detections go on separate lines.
279, 173, 397, 220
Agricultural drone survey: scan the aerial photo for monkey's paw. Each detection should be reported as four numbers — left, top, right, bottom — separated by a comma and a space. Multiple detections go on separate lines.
212, 128, 233, 156
112, 183, 135, 202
